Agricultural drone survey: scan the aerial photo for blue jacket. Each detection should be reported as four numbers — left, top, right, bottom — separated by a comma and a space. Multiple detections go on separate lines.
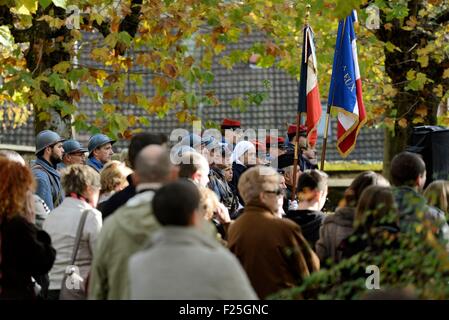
32, 158, 64, 210
86, 157, 103, 172
285, 143, 317, 171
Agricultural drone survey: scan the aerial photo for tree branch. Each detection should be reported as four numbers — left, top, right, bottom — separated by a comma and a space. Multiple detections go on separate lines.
119, 0, 142, 38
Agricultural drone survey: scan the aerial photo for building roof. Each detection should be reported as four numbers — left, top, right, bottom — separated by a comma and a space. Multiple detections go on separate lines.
0, 31, 384, 162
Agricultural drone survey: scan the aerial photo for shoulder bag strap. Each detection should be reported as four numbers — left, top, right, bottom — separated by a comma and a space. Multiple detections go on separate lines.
70, 210, 90, 265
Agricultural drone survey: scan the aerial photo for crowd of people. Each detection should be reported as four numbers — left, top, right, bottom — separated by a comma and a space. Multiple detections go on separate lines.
1, 118, 449, 300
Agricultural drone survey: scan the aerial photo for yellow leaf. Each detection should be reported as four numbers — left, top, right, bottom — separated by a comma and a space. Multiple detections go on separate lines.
417, 55, 429, 68
384, 23, 393, 31
53, 61, 71, 73
398, 118, 408, 128
415, 105, 428, 118
102, 104, 116, 113
14, 0, 38, 15
406, 70, 416, 81
214, 44, 225, 55
406, 16, 418, 28
433, 85, 444, 97
383, 84, 397, 97
443, 69, 449, 79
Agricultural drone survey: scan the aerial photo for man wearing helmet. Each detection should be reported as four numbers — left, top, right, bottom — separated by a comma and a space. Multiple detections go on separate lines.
32, 130, 65, 210
87, 134, 116, 172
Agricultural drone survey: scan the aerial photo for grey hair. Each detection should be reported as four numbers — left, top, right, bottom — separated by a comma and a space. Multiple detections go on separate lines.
135, 145, 172, 183
0, 149, 25, 165
61, 164, 100, 195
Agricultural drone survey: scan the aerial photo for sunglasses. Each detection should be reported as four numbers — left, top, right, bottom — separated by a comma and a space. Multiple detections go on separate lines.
265, 189, 284, 196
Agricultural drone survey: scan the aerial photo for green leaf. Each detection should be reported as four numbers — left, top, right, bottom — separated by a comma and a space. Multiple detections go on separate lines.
48, 73, 69, 94
52, 0, 66, 9
14, 0, 38, 15
385, 41, 401, 53
0, 26, 14, 48
39, 0, 52, 9
405, 71, 433, 91
139, 116, 150, 126
67, 68, 88, 83
104, 33, 119, 48
118, 31, 132, 47
60, 101, 76, 117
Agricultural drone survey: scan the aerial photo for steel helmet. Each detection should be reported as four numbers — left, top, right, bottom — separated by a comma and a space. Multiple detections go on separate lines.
35, 130, 65, 155
63, 140, 88, 154
88, 134, 116, 156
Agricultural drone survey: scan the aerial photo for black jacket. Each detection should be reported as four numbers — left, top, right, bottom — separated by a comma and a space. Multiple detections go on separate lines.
231, 162, 248, 205
208, 167, 239, 218
285, 209, 325, 248
0, 215, 56, 300
98, 174, 136, 220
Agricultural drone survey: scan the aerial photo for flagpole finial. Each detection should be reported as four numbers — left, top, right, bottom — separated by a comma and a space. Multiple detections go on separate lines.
305, 4, 311, 25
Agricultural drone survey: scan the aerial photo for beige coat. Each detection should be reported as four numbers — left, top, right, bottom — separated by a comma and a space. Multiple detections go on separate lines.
43, 197, 102, 290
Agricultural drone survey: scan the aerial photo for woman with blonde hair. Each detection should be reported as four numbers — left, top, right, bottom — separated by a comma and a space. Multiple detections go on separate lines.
43, 164, 102, 300
0, 158, 56, 299
424, 180, 449, 216
99, 160, 133, 204
198, 187, 231, 241
227, 166, 319, 299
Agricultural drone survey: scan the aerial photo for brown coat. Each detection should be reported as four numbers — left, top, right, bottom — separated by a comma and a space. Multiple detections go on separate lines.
227, 205, 320, 299
315, 207, 355, 265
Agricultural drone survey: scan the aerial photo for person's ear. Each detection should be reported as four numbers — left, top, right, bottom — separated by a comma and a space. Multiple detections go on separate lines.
190, 209, 201, 227
169, 165, 180, 181
312, 190, 321, 202
191, 171, 200, 183
259, 192, 266, 203
44, 146, 52, 157
416, 173, 426, 189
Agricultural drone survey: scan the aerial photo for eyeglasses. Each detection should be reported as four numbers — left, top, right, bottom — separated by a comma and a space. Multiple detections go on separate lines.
264, 189, 284, 196
69, 152, 86, 157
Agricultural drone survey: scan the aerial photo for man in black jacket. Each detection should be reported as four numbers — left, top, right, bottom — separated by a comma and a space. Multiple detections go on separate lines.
285, 169, 328, 248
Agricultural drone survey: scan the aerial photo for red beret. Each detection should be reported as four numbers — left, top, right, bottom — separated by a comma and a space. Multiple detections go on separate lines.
251, 140, 266, 153
221, 118, 241, 129
266, 136, 285, 146
287, 124, 307, 136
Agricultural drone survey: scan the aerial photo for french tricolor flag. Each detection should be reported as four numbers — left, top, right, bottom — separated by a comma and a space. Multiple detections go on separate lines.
298, 25, 322, 148
328, 10, 367, 157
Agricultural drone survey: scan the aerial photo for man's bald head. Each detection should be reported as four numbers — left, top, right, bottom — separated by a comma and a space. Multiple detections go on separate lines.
135, 145, 172, 183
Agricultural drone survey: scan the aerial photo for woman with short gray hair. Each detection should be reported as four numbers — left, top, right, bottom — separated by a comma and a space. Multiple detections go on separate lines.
43, 164, 102, 300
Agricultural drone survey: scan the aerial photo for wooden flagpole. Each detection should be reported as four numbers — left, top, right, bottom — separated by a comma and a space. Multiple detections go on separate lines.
291, 4, 311, 202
